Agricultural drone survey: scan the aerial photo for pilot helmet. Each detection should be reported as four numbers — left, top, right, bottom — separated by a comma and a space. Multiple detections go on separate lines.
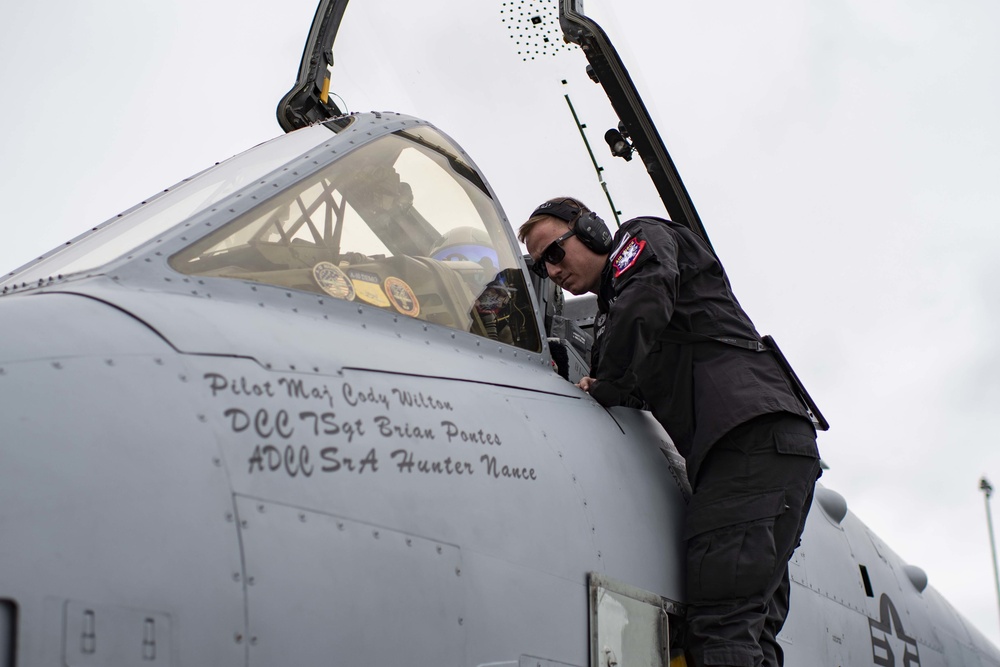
430, 226, 499, 271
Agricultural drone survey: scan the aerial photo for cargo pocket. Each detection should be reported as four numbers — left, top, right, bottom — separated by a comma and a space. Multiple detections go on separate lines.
684, 489, 786, 602
772, 424, 819, 458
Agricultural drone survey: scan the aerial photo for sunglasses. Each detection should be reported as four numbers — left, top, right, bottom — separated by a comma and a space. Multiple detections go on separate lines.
529, 229, 576, 279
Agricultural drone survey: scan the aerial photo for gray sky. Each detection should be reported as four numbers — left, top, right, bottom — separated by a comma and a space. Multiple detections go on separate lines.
2, 0, 1000, 646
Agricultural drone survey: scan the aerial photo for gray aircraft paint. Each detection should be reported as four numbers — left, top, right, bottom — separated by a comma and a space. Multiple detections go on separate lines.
1, 2, 999, 667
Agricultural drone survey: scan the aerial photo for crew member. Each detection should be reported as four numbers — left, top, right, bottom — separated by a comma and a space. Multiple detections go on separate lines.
519, 197, 822, 667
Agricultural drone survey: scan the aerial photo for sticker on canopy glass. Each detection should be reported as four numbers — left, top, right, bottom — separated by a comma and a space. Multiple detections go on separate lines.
313, 262, 355, 301
384, 276, 420, 317
348, 269, 391, 308
347, 269, 380, 284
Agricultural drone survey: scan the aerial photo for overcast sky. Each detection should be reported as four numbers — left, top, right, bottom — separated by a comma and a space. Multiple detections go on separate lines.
3, 0, 1000, 647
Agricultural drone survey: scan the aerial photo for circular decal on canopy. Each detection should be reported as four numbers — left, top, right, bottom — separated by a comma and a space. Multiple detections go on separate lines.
384, 276, 420, 318
348, 269, 391, 308
312, 262, 355, 301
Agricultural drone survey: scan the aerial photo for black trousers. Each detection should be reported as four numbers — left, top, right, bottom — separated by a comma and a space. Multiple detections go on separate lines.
683, 412, 821, 667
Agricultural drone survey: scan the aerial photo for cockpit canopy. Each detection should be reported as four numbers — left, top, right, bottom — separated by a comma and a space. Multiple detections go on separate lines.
169, 125, 540, 352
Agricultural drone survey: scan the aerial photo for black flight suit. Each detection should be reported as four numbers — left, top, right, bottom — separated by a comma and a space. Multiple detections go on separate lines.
588, 216, 821, 667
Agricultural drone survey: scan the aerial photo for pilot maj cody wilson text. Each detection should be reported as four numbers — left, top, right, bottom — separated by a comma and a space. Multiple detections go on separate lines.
203, 371, 538, 482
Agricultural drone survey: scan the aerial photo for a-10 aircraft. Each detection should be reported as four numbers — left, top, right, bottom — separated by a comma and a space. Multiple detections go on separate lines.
1, 0, 997, 665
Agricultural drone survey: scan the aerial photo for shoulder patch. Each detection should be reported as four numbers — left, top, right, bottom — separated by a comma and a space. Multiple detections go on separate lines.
611, 237, 647, 278
610, 231, 632, 257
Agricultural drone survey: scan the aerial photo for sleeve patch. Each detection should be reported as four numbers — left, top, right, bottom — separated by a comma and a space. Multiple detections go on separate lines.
610, 231, 632, 257
611, 238, 647, 278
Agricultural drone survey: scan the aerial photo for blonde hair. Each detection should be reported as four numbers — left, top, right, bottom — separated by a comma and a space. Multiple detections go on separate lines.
517, 196, 591, 243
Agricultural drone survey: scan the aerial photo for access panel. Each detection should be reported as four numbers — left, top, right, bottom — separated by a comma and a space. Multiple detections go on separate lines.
236, 495, 465, 665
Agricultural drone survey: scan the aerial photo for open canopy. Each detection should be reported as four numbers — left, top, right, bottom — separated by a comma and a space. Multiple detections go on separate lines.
2, 0, 704, 292
278, 0, 702, 240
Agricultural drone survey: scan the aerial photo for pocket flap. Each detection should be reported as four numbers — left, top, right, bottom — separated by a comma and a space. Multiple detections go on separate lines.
773, 428, 820, 458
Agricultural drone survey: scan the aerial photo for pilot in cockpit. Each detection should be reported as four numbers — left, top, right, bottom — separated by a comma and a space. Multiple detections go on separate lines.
427, 226, 495, 269
429, 227, 530, 347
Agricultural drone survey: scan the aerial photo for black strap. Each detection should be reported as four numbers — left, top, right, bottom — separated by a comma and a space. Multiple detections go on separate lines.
659, 330, 830, 431
659, 330, 766, 352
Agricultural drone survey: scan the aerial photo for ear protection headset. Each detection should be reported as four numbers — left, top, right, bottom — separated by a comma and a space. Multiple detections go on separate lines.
530, 200, 613, 255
